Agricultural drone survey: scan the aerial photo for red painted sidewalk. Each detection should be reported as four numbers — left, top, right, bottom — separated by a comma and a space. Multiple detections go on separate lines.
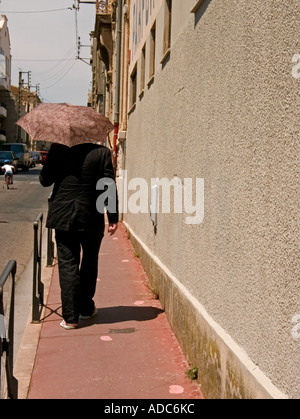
27, 224, 203, 400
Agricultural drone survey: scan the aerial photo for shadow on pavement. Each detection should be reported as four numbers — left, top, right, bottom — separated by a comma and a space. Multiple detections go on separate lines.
78, 305, 165, 328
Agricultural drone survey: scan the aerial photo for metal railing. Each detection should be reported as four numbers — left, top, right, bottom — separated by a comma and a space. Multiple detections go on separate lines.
1, 209, 57, 398
96, 0, 112, 15
32, 213, 44, 323
32, 212, 61, 323
47, 194, 55, 267
0, 260, 18, 399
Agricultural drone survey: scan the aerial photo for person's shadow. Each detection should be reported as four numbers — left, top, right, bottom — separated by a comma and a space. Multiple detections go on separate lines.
78, 306, 164, 328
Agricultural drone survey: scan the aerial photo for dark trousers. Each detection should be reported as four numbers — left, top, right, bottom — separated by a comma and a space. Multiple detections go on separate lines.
55, 226, 104, 324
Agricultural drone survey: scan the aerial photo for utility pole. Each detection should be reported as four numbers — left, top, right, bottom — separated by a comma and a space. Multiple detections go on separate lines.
17, 72, 22, 142
18, 70, 31, 143
74, 1, 93, 64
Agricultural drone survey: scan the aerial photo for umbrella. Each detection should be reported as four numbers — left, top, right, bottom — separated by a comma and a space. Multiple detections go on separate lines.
16, 103, 114, 147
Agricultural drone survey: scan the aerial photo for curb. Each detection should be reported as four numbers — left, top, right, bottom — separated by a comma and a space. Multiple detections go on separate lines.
13, 227, 55, 399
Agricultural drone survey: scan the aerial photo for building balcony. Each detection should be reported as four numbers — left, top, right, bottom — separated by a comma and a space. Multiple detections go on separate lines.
0, 103, 7, 118
93, 0, 114, 71
0, 77, 8, 91
96, 0, 113, 15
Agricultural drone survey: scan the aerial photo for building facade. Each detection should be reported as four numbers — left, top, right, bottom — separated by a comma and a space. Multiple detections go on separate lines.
0, 15, 11, 144
91, 0, 130, 171
92, 0, 299, 399
0, 15, 41, 147
10, 85, 41, 148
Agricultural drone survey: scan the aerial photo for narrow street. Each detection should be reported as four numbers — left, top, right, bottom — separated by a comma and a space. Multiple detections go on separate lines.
0, 166, 52, 280
0, 166, 53, 364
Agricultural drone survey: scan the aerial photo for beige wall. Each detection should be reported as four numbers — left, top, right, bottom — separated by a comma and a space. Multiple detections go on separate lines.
0, 15, 11, 89
124, 0, 300, 398
0, 15, 13, 142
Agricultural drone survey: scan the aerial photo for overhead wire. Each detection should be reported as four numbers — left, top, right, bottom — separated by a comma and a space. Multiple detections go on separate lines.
8, 1, 90, 102
38, 95, 52, 103
42, 60, 77, 90
1, 8, 74, 14
37, 58, 77, 85
44, 59, 76, 83
38, 4, 80, 91
37, 3, 81, 91
15, 42, 76, 68
13, 58, 76, 62
31, 43, 77, 82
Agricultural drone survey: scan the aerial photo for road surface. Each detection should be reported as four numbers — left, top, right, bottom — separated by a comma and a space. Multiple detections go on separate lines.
0, 166, 53, 367
0, 167, 52, 280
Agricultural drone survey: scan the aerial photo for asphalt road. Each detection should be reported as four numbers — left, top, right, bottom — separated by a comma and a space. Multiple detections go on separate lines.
0, 166, 54, 374
0, 166, 52, 281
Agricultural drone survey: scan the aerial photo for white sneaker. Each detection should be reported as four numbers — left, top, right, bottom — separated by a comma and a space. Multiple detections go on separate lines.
60, 320, 78, 330
79, 307, 97, 320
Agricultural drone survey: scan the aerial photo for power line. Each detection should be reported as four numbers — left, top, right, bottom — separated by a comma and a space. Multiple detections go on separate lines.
42, 60, 77, 89
30, 44, 77, 81
13, 59, 76, 62
37, 58, 77, 84
39, 95, 52, 103
1, 8, 74, 14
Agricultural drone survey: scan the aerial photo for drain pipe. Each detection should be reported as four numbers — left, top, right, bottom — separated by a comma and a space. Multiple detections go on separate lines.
113, 0, 123, 171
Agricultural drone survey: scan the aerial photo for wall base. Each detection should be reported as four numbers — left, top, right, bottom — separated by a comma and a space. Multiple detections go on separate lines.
123, 221, 288, 399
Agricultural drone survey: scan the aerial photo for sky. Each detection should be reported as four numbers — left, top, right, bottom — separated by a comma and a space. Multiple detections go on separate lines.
0, 0, 96, 105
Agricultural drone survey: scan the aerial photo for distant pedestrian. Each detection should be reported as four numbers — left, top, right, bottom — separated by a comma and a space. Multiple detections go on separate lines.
40, 143, 118, 330
2, 160, 16, 185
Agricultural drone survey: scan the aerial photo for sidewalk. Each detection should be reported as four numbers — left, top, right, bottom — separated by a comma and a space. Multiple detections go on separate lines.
20, 223, 204, 400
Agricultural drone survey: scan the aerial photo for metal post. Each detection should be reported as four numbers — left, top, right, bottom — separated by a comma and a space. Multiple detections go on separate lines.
17, 72, 23, 142
0, 260, 18, 399
47, 193, 54, 267
32, 213, 44, 323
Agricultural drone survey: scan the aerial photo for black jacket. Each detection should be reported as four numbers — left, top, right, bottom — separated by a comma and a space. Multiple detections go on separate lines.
39, 143, 119, 232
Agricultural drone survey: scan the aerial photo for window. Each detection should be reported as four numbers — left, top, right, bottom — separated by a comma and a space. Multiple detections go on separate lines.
149, 22, 156, 80
191, 0, 205, 13
163, 0, 172, 56
130, 66, 137, 109
140, 44, 146, 95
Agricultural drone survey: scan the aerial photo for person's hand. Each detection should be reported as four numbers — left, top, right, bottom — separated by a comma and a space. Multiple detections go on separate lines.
108, 223, 118, 236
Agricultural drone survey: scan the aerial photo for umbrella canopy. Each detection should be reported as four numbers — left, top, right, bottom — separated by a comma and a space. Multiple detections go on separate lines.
16, 103, 114, 147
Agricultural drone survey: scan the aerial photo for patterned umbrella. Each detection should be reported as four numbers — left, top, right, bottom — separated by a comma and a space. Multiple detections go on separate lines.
16, 103, 114, 147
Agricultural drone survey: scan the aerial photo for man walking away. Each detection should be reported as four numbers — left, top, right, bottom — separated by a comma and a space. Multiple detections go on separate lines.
39, 143, 118, 329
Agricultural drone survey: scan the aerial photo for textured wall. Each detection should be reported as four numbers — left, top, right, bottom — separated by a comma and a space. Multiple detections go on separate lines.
125, 0, 299, 398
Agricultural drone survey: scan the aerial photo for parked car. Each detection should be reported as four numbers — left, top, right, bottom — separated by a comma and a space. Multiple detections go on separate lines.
0, 143, 30, 171
0, 151, 18, 170
40, 151, 48, 165
29, 151, 41, 167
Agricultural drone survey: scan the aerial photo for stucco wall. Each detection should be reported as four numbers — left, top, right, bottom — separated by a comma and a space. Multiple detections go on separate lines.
124, 0, 299, 398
